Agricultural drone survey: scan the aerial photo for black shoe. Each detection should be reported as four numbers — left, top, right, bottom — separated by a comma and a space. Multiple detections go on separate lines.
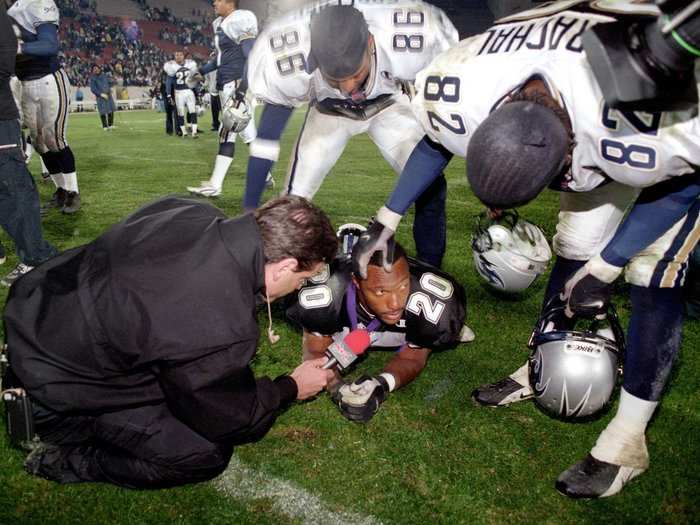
471, 376, 533, 407
62, 191, 81, 214
24, 443, 83, 483
210, 125, 219, 131
555, 454, 646, 499
47, 187, 67, 208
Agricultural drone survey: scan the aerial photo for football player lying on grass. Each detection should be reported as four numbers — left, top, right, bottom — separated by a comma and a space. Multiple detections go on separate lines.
286, 226, 473, 422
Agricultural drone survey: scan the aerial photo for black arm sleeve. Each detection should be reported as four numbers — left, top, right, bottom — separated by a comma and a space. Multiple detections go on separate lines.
159, 341, 297, 445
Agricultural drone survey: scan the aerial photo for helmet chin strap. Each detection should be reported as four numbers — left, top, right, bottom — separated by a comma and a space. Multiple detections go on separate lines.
265, 289, 280, 344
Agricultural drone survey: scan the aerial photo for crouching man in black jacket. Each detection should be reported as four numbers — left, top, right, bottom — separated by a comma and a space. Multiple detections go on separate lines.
3, 195, 337, 488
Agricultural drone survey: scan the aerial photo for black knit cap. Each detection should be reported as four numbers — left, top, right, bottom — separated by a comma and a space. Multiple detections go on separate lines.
310, 5, 369, 79
466, 101, 570, 209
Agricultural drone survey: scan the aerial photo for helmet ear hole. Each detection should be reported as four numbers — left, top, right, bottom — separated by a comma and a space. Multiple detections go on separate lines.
471, 212, 551, 293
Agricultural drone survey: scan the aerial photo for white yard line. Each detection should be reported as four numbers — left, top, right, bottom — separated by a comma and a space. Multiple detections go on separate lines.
213, 456, 383, 525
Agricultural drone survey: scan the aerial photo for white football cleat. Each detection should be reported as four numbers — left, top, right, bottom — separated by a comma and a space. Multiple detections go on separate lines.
265, 172, 275, 189
187, 182, 222, 198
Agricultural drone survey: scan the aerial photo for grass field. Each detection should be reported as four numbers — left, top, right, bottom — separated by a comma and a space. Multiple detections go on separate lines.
0, 108, 698, 525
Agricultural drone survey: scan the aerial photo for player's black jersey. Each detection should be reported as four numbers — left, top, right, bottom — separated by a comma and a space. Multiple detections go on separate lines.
286, 257, 467, 350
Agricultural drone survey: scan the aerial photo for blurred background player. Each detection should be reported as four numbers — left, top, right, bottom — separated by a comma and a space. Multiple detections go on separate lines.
159, 68, 179, 136
187, 0, 272, 198
244, 3, 458, 268
355, 2, 700, 498
205, 54, 220, 131
89, 64, 115, 131
8, 0, 81, 214
0, 0, 56, 286
163, 50, 199, 138
286, 227, 471, 422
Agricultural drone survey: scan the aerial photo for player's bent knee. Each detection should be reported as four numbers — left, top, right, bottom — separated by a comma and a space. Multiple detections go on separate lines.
249, 138, 280, 162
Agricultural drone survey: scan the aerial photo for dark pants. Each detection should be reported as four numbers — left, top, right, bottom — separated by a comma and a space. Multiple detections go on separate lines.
165, 100, 177, 135
210, 93, 221, 129
413, 174, 447, 268
0, 120, 57, 266
32, 400, 234, 489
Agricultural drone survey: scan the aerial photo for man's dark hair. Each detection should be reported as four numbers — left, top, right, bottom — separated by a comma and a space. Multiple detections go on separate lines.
353, 238, 407, 279
255, 196, 337, 271
310, 5, 369, 79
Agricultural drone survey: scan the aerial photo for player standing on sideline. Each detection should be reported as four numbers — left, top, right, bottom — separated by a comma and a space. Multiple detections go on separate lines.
354, 2, 700, 498
0, 1, 56, 286
205, 56, 221, 131
187, 0, 273, 198
243, 2, 458, 268
159, 69, 179, 136
163, 50, 200, 138
286, 227, 471, 422
89, 64, 115, 131
8, 0, 81, 214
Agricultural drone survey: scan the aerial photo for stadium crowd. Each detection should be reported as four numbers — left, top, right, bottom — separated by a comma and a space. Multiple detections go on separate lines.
57, 0, 211, 87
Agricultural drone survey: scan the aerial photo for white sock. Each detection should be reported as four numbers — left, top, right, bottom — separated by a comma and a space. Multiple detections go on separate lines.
509, 362, 531, 388
191, 123, 198, 134
51, 173, 65, 189
62, 172, 79, 193
591, 388, 657, 469
181, 125, 188, 136
209, 155, 233, 189
379, 373, 396, 392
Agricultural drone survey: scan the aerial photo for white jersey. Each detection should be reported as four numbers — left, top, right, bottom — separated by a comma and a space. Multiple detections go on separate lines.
214, 9, 258, 46
163, 59, 198, 91
8, 0, 59, 35
248, 0, 458, 108
213, 9, 257, 87
412, 1, 700, 192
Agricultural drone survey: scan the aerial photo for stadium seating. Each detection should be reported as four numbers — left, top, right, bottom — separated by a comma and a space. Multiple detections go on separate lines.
143, 0, 211, 22
93, 0, 144, 20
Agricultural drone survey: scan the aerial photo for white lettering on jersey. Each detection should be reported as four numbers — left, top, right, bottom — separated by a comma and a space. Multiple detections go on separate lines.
412, 4, 700, 192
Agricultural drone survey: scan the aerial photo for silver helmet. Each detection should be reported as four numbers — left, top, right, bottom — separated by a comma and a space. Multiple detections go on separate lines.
527, 298, 625, 419
221, 96, 252, 133
336, 223, 366, 259
471, 211, 551, 293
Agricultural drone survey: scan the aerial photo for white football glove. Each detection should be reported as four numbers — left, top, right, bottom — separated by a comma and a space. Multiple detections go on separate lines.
185, 70, 204, 89
221, 96, 252, 133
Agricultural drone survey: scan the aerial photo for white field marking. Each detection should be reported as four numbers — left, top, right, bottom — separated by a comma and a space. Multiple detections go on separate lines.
424, 378, 453, 404
213, 455, 383, 525
100, 153, 207, 167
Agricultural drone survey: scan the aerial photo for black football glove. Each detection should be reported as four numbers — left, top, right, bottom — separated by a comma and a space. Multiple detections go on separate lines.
561, 255, 623, 318
333, 375, 390, 423
353, 220, 395, 279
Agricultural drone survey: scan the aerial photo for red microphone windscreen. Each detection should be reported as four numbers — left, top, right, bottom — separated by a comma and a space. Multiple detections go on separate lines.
344, 329, 371, 355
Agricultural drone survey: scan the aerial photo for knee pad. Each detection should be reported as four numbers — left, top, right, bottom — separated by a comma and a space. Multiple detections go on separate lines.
249, 138, 280, 162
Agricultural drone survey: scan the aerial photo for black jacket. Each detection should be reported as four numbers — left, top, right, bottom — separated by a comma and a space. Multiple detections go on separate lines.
5, 197, 297, 445
0, 4, 19, 121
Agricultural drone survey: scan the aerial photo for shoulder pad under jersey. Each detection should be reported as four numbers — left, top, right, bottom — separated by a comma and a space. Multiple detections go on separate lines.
9, 0, 59, 33
404, 257, 466, 349
285, 257, 352, 335
222, 9, 258, 43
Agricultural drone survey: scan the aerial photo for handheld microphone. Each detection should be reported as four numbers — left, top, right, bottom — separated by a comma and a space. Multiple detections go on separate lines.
322, 329, 371, 370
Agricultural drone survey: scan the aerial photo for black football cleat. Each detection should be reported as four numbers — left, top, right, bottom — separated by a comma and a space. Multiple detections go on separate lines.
556, 454, 646, 498
472, 376, 533, 406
